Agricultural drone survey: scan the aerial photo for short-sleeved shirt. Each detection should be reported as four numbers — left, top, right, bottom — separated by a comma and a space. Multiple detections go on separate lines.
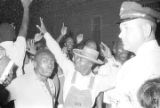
0, 36, 26, 76
7, 72, 55, 108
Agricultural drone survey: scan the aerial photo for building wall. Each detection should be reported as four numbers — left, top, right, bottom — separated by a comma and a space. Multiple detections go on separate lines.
39, 0, 124, 47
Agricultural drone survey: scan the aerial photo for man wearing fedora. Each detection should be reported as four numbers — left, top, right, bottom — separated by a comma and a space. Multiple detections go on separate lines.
104, 1, 160, 108
36, 18, 117, 108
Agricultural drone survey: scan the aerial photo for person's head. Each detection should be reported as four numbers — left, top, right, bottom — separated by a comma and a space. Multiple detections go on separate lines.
112, 39, 130, 64
0, 23, 16, 43
85, 40, 97, 50
137, 78, 160, 108
73, 46, 103, 76
118, 1, 160, 53
64, 37, 74, 51
34, 49, 55, 78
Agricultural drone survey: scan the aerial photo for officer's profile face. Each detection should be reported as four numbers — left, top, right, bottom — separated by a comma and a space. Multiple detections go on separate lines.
118, 18, 145, 53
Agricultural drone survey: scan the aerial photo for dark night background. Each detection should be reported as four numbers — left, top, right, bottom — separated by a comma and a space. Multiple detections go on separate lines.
0, 0, 160, 46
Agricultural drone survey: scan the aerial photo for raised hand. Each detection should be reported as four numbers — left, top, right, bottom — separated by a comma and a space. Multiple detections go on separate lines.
36, 17, 47, 34
0, 46, 6, 59
60, 23, 67, 36
21, 0, 33, 8
26, 39, 36, 55
100, 42, 112, 58
56, 23, 67, 43
76, 34, 83, 44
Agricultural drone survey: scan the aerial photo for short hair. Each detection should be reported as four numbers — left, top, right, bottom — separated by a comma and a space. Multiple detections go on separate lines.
85, 40, 97, 50
137, 78, 160, 108
34, 48, 55, 63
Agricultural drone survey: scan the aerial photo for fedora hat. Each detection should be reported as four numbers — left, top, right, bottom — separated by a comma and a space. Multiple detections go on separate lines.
73, 46, 103, 64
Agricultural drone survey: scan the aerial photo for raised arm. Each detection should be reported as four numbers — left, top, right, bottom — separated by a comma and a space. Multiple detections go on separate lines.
18, 0, 32, 37
76, 33, 83, 44
56, 23, 67, 43
36, 18, 74, 76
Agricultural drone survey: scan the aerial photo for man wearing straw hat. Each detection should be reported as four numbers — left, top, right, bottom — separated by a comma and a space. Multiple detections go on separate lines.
36, 18, 117, 108
104, 1, 160, 108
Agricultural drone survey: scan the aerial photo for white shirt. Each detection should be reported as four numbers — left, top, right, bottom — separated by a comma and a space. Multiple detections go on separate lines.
44, 32, 116, 106
24, 60, 34, 74
0, 36, 26, 76
101, 58, 122, 103
98, 57, 122, 76
104, 40, 160, 108
7, 72, 55, 108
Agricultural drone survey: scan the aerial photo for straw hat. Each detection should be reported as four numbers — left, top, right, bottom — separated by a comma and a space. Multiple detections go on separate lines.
73, 46, 103, 64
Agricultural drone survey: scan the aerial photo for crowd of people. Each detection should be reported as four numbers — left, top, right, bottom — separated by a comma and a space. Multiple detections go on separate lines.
0, 0, 160, 108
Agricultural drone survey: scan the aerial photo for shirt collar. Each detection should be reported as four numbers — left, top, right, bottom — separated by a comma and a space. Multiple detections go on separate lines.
136, 40, 159, 56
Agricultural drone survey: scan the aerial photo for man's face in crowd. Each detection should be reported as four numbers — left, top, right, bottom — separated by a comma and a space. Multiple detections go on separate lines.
113, 41, 129, 63
65, 37, 74, 50
119, 18, 145, 52
74, 56, 93, 76
36, 52, 55, 78
116, 46, 129, 63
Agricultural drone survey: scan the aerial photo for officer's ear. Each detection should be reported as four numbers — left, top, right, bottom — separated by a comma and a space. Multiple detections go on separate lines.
143, 22, 152, 39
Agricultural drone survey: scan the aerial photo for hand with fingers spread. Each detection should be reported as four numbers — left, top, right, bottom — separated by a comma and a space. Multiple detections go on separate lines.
100, 42, 113, 59
76, 34, 83, 44
26, 39, 36, 55
36, 17, 47, 34
60, 23, 67, 36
